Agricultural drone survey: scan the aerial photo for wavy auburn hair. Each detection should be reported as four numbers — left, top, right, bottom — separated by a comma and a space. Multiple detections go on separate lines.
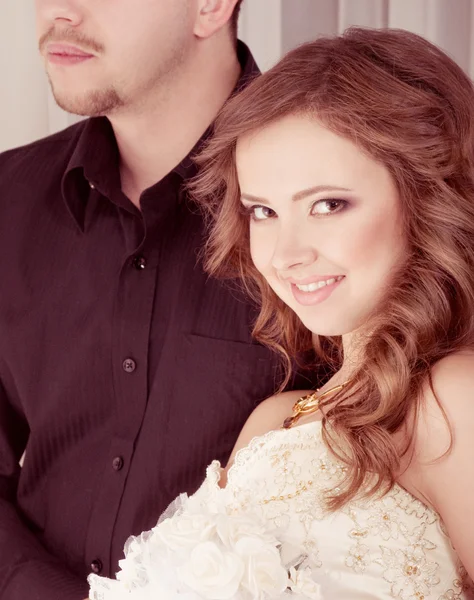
190, 28, 474, 508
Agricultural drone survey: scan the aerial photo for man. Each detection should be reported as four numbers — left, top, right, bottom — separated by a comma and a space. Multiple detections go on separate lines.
0, 1, 310, 599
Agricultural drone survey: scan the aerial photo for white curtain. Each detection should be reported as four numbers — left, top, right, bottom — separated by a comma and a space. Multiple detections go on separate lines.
1, 0, 474, 152
239, 0, 474, 72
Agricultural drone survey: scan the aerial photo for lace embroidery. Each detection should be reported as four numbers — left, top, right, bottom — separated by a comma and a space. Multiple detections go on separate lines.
208, 421, 472, 599
346, 543, 371, 573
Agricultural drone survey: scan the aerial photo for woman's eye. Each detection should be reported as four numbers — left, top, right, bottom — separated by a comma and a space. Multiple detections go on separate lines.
248, 205, 276, 221
310, 199, 347, 216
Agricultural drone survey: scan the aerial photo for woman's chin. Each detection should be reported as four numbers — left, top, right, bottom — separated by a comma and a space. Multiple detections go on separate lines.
302, 318, 356, 339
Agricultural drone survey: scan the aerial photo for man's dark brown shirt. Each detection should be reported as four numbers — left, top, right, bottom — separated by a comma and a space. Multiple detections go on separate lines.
0, 43, 316, 600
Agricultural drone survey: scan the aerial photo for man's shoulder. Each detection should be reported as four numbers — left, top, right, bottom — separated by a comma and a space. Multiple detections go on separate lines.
0, 120, 88, 181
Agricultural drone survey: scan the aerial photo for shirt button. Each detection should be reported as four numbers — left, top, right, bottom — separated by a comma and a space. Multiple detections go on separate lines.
112, 456, 124, 471
132, 255, 147, 270
90, 558, 103, 574
122, 358, 136, 373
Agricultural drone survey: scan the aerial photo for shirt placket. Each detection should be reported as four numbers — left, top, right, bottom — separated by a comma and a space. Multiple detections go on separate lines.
83, 212, 158, 578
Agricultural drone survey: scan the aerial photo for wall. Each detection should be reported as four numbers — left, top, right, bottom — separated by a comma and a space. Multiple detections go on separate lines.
1, 0, 473, 152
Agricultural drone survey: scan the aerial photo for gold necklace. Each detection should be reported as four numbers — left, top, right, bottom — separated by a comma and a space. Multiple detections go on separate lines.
282, 381, 349, 429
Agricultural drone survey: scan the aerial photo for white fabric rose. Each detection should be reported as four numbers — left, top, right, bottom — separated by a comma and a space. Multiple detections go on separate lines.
216, 513, 273, 548
289, 566, 323, 599
154, 513, 217, 555
178, 541, 245, 599
235, 536, 289, 599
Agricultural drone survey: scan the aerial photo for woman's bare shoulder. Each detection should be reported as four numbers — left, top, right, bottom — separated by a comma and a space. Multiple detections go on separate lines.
401, 349, 474, 578
225, 389, 312, 468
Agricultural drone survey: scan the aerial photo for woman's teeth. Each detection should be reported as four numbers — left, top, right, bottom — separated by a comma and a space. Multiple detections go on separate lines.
295, 276, 344, 292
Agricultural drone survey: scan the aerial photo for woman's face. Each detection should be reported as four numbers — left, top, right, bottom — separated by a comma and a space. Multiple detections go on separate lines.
236, 114, 406, 337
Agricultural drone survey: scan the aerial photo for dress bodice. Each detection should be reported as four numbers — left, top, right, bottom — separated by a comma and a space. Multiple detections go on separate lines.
196, 421, 473, 600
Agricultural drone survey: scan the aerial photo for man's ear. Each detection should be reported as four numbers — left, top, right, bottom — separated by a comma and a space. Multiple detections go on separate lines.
193, 0, 240, 40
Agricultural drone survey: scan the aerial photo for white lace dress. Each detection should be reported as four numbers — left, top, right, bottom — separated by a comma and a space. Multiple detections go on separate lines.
89, 421, 473, 599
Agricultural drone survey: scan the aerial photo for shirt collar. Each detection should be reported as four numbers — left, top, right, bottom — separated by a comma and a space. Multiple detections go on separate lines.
61, 117, 122, 230
62, 40, 260, 228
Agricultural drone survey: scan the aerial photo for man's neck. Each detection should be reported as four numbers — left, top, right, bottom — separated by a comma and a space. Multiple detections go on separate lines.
109, 37, 241, 208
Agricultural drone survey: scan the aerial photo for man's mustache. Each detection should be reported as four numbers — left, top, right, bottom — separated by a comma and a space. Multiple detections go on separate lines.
39, 27, 104, 54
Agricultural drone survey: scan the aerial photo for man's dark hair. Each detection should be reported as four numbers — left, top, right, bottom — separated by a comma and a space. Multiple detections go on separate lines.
230, 0, 244, 40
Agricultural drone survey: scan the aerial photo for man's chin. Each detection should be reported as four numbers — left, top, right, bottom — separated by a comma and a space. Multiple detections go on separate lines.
51, 88, 123, 118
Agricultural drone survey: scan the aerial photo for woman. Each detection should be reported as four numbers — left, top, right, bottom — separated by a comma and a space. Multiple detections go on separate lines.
89, 28, 474, 599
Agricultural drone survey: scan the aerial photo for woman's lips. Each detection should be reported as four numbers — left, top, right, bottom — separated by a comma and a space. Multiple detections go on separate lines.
289, 275, 345, 306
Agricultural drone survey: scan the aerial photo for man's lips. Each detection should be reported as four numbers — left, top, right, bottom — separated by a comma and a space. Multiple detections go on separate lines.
47, 43, 94, 58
